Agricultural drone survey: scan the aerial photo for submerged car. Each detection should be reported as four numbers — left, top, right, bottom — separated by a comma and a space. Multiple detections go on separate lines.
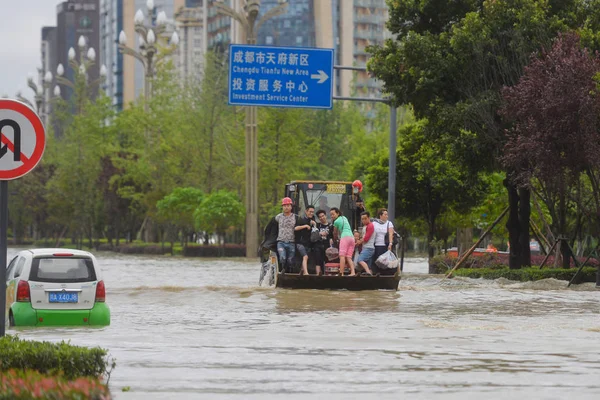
4, 249, 110, 327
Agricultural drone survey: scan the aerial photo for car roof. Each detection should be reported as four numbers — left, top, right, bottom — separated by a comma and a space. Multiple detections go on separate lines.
25, 248, 95, 258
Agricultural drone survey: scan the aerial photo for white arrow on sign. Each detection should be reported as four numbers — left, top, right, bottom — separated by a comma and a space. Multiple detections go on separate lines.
310, 70, 329, 84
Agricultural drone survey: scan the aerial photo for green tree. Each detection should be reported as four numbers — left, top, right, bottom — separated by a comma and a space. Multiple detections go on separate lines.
156, 187, 204, 247
45, 80, 115, 248
368, 0, 571, 267
194, 190, 245, 244
366, 120, 486, 258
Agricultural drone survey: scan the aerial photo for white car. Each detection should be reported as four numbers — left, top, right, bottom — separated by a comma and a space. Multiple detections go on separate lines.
4, 248, 110, 327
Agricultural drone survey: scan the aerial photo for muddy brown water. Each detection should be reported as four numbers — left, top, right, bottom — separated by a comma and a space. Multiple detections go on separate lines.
7, 249, 600, 399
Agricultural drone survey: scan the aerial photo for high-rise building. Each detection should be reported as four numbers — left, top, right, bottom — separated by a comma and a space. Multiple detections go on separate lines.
174, 5, 206, 81
100, 0, 125, 109
205, 0, 389, 97
41, 27, 58, 122
255, 0, 315, 47
56, 0, 101, 102
337, 0, 389, 97
99, 0, 389, 106
101, 0, 185, 109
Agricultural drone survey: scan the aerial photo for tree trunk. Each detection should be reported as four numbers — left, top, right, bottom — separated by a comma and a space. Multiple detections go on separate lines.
518, 188, 531, 267
505, 177, 522, 269
457, 228, 473, 258
427, 216, 436, 259
559, 184, 570, 268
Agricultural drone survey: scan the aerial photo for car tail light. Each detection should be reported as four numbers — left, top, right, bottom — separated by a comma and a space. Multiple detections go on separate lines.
53, 253, 73, 257
16, 281, 30, 302
95, 281, 105, 302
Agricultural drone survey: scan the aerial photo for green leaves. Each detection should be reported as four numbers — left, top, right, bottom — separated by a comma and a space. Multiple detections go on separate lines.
156, 187, 205, 234
194, 190, 245, 237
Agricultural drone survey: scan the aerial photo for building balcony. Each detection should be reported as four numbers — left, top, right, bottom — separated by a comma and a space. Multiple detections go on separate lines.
354, 13, 385, 25
354, 46, 370, 56
354, 29, 384, 40
354, 0, 387, 9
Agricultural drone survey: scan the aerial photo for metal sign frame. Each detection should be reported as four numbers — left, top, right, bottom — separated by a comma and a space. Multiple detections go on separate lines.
228, 44, 334, 109
0, 99, 46, 337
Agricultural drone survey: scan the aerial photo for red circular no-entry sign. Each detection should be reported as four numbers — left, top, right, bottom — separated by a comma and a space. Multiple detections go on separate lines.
0, 99, 46, 180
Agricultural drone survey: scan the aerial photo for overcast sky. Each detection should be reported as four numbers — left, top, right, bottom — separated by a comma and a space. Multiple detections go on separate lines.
0, 0, 58, 102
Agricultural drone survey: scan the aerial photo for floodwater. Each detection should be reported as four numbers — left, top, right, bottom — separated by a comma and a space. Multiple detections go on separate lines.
7, 248, 600, 399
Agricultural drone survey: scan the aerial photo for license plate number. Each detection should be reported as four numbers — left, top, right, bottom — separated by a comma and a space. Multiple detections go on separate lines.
49, 292, 78, 303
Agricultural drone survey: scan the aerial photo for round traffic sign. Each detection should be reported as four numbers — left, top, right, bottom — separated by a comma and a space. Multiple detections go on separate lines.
0, 99, 46, 180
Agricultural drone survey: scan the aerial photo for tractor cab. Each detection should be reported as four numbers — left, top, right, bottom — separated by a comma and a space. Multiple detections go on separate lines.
258, 179, 401, 290
285, 181, 360, 227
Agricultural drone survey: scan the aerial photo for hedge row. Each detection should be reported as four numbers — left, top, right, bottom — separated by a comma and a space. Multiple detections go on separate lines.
0, 369, 110, 400
183, 244, 246, 257
0, 335, 111, 380
429, 253, 600, 274
99, 244, 172, 255
452, 266, 597, 283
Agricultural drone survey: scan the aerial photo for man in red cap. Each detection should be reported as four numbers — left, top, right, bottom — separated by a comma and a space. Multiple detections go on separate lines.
275, 197, 297, 272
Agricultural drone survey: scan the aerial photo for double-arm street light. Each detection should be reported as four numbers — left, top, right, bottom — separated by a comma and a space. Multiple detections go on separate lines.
53, 35, 107, 112
16, 71, 56, 121
118, 0, 179, 112
214, 0, 288, 257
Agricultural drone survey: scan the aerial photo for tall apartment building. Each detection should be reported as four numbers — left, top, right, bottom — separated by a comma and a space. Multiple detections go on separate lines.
100, 0, 124, 109
100, 0, 185, 109
338, 0, 389, 96
205, 0, 389, 97
56, 0, 101, 102
174, 5, 206, 81
41, 27, 58, 123
99, 0, 389, 107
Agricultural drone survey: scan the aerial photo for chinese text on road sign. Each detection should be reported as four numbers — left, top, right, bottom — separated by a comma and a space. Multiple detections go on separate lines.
228, 44, 334, 109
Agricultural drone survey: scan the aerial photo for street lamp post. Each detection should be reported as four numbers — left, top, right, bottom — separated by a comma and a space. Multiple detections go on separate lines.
214, 0, 288, 257
54, 35, 107, 113
16, 71, 55, 122
118, 0, 179, 112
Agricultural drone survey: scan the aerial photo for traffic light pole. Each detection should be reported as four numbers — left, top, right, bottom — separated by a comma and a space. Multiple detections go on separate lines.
333, 65, 397, 222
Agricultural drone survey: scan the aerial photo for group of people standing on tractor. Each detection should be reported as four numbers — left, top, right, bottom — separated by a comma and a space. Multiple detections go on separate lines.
266, 195, 397, 277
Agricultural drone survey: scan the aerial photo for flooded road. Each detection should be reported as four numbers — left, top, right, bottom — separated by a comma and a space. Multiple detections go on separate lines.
8, 249, 600, 399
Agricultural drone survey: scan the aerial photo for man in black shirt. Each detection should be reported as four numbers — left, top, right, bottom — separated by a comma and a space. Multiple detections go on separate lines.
353, 197, 366, 231
294, 205, 316, 275
314, 209, 333, 275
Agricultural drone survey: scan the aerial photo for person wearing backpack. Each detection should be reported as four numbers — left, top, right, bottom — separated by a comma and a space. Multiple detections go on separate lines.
294, 205, 317, 275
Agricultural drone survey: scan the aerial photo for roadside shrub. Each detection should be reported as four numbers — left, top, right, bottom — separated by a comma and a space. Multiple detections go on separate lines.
118, 244, 172, 255
0, 369, 110, 400
453, 266, 597, 283
430, 253, 600, 274
0, 335, 111, 380
183, 244, 246, 257
429, 254, 507, 273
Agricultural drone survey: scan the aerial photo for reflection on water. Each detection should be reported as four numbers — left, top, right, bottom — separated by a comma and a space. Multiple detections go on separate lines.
270, 289, 401, 313
6, 249, 600, 400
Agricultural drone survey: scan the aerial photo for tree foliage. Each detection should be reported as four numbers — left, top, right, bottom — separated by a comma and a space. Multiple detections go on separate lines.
194, 190, 245, 241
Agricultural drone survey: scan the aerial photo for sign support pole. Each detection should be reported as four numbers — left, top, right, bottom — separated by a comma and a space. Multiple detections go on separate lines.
333, 66, 398, 221
0, 99, 47, 335
0, 181, 8, 337
388, 105, 397, 222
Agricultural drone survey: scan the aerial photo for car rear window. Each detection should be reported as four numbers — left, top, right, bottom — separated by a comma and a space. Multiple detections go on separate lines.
29, 257, 97, 283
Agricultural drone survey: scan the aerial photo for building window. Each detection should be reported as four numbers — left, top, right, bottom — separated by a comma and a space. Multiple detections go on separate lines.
266, 36, 273, 44
296, 36, 302, 45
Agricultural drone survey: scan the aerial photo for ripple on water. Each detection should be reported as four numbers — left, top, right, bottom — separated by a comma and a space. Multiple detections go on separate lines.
8, 252, 600, 399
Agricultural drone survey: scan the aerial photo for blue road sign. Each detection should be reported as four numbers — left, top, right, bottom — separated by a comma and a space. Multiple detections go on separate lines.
228, 44, 334, 109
